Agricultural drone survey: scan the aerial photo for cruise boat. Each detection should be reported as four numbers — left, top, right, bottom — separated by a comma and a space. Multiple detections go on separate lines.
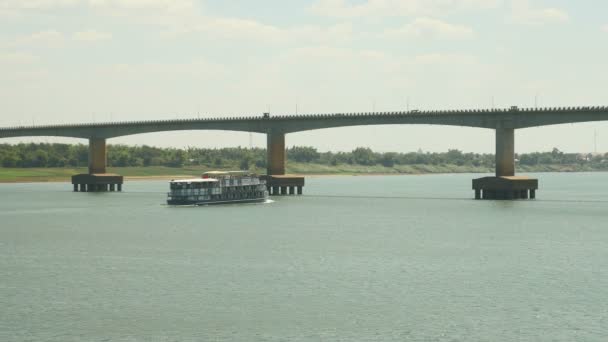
167, 171, 268, 205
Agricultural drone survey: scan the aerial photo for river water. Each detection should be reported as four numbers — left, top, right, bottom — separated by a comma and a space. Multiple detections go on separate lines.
1, 173, 607, 341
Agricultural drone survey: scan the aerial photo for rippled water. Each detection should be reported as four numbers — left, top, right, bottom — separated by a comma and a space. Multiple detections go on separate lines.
1, 173, 607, 341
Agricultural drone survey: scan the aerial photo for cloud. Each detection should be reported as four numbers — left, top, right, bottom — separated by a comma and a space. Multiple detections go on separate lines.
0, 52, 48, 82
0, 52, 39, 64
1, 0, 199, 22
310, 0, 501, 18
511, 0, 569, 25
167, 19, 354, 45
88, 0, 196, 12
15, 30, 66, 47
287, 23, 354, 45
250, 46, 481, 88
102, 58, 227, 78
4, 29, 111, 48
190, 17, 283, 42
0, 0, 79, 19
602, 25, 608, 33
0, 0, 196, 11
1, 0, 348, 45
73, 29, 112, 41
412, 53, 478, 65
86, 0, 203, 30
0, 0, 80, 10
383, 18, 474, 40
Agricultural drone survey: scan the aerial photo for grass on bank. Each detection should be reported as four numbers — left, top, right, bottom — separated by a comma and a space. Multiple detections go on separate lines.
0, 166, 200, 182
0, 162, 600, 183
0, 163, 491, 182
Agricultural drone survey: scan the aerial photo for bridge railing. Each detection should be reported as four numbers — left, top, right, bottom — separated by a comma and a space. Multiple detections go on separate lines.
1, 106, 608, 131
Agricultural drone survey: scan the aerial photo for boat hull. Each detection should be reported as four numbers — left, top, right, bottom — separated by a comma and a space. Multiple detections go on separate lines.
167, 196, 268, 206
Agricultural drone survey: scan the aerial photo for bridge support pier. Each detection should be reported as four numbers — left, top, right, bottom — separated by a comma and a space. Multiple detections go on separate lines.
267, 131, 286, 176
495, 127, 515, 177
473, 128, 538, 200
264, 131, 305, 196
72, 138, 124, 192
88, 138, 107, 174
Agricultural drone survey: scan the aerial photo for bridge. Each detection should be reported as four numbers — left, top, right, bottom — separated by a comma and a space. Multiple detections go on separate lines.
2, 105, 608, 199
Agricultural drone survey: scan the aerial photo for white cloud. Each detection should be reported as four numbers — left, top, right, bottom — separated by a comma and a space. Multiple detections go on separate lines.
249, 46, 482, 88
0, 52, 48, 82
311, 0, 501, 18
0, 0, 80, 10
102, 58, 227, 79
193, 17, 283, 42
383, 18, 474, 40
511, 0, 569, 25
413, 53, 478, 65
5, 29, 111, 47
17, 30, 66, 47
88, 0, 196, 12
2, 0, 348, 45
602, 25, 608, 33
0, 0, 199, 23
73, 29, 112, 41
0, 0, 195, 11
0, 52, 39, 64
287, 23, 354, 45
168, 19, 354, 45
87, 0, 203, 30
0, 0, 79, 19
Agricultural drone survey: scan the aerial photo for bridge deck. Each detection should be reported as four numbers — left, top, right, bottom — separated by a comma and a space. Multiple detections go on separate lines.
1, 106, 608, 139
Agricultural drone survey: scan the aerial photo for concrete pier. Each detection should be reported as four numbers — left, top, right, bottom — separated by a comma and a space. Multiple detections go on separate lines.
473, 176, 538, 200
72, 137, 124, 192
262, 175, 305, 196
71, 173, 124, 192
473, 127, 538, 200
265, 130, 305, 195
88, 138, 107, 174
495, 128, 515, 177
267, 131, 286, 176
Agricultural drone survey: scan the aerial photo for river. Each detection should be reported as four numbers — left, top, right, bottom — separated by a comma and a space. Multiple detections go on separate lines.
1, 173, 607, 341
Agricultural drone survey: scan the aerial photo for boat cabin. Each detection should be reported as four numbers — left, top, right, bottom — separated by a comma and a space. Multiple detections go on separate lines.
169, 178, 218, 190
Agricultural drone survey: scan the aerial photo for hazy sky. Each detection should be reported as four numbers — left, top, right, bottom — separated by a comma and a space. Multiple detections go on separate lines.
1, 0, 607, 153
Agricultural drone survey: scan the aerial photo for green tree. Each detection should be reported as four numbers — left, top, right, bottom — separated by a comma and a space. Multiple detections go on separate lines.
288, 146, 320, 163
1, 152, 18, 167
379, 152, 397, 167
352, 147, 375, 165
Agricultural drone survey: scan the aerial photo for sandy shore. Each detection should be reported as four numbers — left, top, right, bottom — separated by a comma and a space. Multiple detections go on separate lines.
0, 175, 195, 184
0, 172, 447, 184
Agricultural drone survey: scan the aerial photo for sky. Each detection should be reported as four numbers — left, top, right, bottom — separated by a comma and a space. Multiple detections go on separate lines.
1, 0, 607, 153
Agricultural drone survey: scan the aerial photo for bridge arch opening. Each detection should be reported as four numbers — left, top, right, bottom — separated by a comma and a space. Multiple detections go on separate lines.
518, 122, 608, 153
287, 125, 495, 154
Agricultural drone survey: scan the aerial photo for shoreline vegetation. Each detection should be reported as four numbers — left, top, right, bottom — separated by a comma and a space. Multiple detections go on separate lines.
1, 143, 607, 183
0, 163, 605, 184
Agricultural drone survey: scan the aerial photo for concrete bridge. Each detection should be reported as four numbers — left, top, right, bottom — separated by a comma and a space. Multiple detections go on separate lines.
1, 106, 608, 198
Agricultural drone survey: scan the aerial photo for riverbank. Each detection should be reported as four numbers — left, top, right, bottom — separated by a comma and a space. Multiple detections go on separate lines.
0, 163, 604, 183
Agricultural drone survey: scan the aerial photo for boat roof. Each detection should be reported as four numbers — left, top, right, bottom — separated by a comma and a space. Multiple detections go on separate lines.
202, 171, 252, 176
170, 178, 218, 183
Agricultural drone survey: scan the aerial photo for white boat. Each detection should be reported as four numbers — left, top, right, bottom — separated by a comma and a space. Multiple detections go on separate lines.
167, 171, 268, 205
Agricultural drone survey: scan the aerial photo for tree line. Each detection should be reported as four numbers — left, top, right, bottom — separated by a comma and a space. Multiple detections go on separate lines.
0, 143, 606, 169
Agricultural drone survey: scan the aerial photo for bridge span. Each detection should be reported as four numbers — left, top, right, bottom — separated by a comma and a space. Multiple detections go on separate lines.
1, 106, 608, 199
